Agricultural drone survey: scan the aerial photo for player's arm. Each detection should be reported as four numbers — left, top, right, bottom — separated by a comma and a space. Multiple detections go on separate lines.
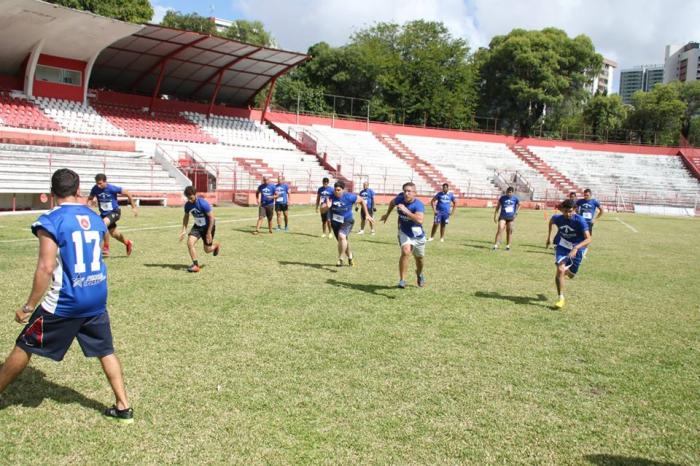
179, 213, 189, 241
358, 197, 371, 220
121, 188, 139, 216
319, 197, 331, 214
493, 203, 501, 222
545, 218, 555, 248
255, 189, 261, 207
515, 201, 521, 216
17, 230, 57, 324
315, 191, 321, 212
206, 211, 215, 241
87, 194, 96, 208
570, 230, 592, 258
397, 204, 424, 223
430, 197, 437, 213
451, 198, 457, 215
594, 205, 603, 222
380, 199, 396, 223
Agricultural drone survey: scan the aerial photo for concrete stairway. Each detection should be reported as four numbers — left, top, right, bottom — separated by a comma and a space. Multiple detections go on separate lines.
507, 144, 580, 196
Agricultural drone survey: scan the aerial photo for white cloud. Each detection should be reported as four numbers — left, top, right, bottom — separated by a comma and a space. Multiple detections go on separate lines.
151, 4, 175, 24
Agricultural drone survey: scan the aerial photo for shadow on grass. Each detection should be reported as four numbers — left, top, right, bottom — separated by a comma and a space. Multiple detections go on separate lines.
0, 366, 106, 413
474, 291, 549, 307
463, 244, 491, 250
524, 248, 553, 256
143, 263, 197, 271
279, 260, 337, 273
584, 454, 682, 466
326, 278, 396, 299
288, 231, 324, 239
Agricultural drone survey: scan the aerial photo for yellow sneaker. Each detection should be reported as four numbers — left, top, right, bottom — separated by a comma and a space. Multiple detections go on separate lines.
554, 298, 566, 309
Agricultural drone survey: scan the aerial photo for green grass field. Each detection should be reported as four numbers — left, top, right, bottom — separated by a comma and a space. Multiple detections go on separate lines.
0, 205, 698, 465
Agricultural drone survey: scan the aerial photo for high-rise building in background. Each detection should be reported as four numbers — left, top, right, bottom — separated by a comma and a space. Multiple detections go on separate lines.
619, 65, 664, 104
589, 58, 617, 95
664, 42, 700, 83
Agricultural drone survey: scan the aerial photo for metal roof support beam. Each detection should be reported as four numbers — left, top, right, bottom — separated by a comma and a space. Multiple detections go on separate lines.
130, 35, 210, 90
188, 47, 262, 99
206, 70, 226, 117
260, 76, 278, 124
149, 62, 166, 113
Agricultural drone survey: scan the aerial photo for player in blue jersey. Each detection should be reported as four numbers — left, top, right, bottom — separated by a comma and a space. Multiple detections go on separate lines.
320, 181, 371, 266
315, 177, 334, 238
575, 189, 603, 235
429, 183, 456, 242
88, 173, 138, 258
357, 181, 376, 235
546, 199, 592, 309
179, 186, 221, 273
380, 182, 427, 288
493, 187, 520, 251
254, 176, 276, 235
0, 169, 133, 422
274, 176, 290, 232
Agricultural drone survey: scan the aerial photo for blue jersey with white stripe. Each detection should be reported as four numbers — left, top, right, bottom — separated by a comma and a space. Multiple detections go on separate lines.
275, 183, 290, 205
575, 198, 600, 223
89, 184, 122, 216
498, 195, 519, 219
433, 191, 455, 213
31, 203, 108, 318
552, 214, 589, 249
184, 197, 212, 228
394, 193, 425, 239
330, 192, 358, 223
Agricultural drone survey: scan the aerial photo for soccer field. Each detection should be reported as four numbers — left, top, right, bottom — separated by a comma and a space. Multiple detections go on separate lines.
0, 205, 698, 464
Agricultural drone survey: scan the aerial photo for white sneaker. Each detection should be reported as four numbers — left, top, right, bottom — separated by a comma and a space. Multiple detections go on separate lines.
427, 237, 434, 242
371, 230, 375, 235
440, 238, 444, 243
321, 233, 326, 238
358, 230, 365, 235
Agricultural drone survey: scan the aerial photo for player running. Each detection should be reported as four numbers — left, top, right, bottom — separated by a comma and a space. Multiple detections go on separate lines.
0, 169, 133, 422
274, 176, 290, 232
546, 199, 592, 309
320, 181, 371, 266
254, 176, 276, 235
315, 177, 334, 238
575, 188, 603, 235
88, 173, 137, 257
493, 186, 520, 251
380, 182, 427, 289
429, 183, 456, 242
179, 186, 221, 273
357, 181, 376, 235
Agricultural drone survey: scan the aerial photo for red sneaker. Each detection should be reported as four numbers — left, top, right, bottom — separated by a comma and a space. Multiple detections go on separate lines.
102, 247, 110, 258
125, 240, 134, 257
187, 264, 201, 273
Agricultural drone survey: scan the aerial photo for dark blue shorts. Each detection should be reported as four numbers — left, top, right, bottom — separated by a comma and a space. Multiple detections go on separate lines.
499, 216, 515, 223
102, 209, 121, 231
16, 307, 115, 361
321, 210, 331, 223
434, 211, 451, 224
331, 219, 354, 239
555, 246, 586, 275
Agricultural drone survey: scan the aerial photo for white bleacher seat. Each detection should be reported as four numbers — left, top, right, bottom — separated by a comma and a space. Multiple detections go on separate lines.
182, 112, 295, 150
31, 97, 125, 136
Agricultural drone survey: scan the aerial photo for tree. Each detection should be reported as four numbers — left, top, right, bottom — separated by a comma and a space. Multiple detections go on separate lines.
224, 20, 275, 47
45, 0, 153, 24
160, 10, 216, 34
582, 94, 627, 140
627, 83, 686, 145
674, 81, 700, 139
478, 28, 602, 136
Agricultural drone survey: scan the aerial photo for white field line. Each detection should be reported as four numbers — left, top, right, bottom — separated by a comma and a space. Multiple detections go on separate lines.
0, 212, 318, 244
614, 216, 639, 233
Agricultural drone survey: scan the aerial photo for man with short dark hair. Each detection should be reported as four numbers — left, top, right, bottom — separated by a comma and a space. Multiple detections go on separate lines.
493, 186, 520, 251
274, 176, 290, 232
546, 198, 592, 309
575, 188, 603, 235
0, 168, 133, 422
315, 177, 334, 238
429, 183, 456, 242
254, 176, 276, 235
357, 181, 376, 235
569, 191, 577, 202
380, 182, 427, 288
88, 173, 137, 257
321, 181, 371, 266
179, 186, 220, 273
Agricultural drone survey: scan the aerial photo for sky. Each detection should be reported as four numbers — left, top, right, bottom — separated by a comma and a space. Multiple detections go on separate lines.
151, 0, 700, 93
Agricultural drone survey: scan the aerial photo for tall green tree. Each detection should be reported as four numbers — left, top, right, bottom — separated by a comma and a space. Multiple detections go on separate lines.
45, 0, 153, 23
224, 20, 275, 47
478, 28, 602, 136
582, 93, 627, 140
627, 83, 686, 145
674, 81, 700, 139
160, 11, 216, 34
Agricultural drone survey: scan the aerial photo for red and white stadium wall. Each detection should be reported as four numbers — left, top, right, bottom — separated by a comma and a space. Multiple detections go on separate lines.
32, 54, 86, 102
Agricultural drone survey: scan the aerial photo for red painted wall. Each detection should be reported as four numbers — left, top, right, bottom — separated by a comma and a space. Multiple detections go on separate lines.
33, 54, 86, 102
0, 74, 22, 91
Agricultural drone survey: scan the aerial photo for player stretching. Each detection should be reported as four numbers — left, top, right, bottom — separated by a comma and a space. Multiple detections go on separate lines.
493, 186, 520, 251
180, 186, 221, 273
546, 199, 592, 309
321, 181, 371, 266
429, 183, 456, 242
274, 176, 290, 232
357, 181, 376, 235
315, 177, 334, 238
88, 173, 137, 257
380, 182, 427, 289
0, 169, 133, 422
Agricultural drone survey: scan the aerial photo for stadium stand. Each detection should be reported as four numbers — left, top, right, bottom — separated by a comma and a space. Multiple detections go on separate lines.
32, 96, 125, 137
182, 112, 296, 150
0, 143, 186, 194
287, 125, 436, 195
531, 146, 700, 205
0, 92, 61, 132
396, 135, 559, 200
92, 103, 218, 144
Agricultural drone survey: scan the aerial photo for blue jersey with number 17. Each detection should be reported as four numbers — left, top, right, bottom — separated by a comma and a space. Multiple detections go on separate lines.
31, 203, 108, 318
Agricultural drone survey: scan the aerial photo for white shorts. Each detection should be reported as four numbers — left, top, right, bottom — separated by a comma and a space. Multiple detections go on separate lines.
398, 231, 426, 257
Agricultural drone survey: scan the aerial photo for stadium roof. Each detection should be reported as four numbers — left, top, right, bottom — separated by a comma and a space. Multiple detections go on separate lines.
0, 1, 310, 107
91, 25, 310, 107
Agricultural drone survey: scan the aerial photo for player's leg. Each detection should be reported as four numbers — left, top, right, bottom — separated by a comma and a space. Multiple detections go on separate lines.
275, 207, 282, 231
255, 206, 265, 234
440, 222, 446, 241
359, 211, 366, 234
0, 346, 31, 394
494, 219, 505, 249
505, 220, 514, 249
283, 209, 289, 230
266, 206, 274, 233
102, 217, 112, 255
399, 244, 412, 284
187, 233, 201, 272
99, 354, 130, 411
413, 238, 426, 286
430, 222, 438, 240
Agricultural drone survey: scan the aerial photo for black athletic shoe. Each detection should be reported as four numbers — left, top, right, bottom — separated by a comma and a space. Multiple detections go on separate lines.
103, 405, 134, 424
